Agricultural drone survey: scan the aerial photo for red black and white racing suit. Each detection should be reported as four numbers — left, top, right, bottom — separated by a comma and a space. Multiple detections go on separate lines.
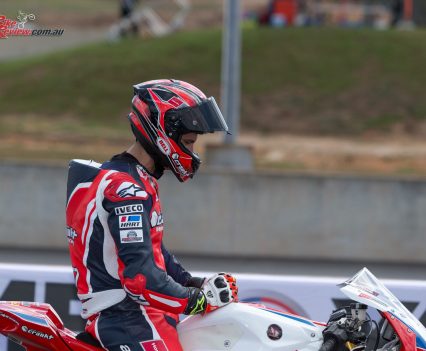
66, 152, 198, 351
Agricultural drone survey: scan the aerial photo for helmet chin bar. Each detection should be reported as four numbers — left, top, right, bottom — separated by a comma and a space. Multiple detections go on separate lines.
177, 134, 202, 179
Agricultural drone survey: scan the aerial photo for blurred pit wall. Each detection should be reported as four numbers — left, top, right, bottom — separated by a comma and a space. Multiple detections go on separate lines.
1, 162, 425, 263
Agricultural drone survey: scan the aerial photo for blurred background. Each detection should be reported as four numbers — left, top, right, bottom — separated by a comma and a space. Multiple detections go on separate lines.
1, 1, 426, 348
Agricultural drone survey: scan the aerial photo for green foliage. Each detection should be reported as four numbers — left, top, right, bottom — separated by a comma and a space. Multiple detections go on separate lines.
1, 27, 426, 137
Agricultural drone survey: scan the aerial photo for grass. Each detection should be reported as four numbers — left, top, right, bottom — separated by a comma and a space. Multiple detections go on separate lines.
0, 29, 223, 130
1, 27, 426, 163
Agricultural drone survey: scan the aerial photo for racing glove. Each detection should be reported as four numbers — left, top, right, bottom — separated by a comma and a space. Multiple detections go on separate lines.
184, 273, 238, 315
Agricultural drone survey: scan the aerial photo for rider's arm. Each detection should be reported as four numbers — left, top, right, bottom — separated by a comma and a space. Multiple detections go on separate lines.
161, 243, 205, 288
102, 174, 195, 314
161, 243, 191, 285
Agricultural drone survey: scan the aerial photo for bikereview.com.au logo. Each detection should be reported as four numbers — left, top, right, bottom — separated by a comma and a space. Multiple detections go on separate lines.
0, 11, 65, 39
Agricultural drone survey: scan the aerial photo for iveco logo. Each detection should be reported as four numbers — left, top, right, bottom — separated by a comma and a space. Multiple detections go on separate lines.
156, 137, 171, 155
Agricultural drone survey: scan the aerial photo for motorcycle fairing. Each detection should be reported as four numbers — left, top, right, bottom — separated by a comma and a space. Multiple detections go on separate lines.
0, 301, 103, 351
178, 302, 325, 351
339, 268, 426, 350
382, 311, 418, 351
258, 307, 326, 327
4, 310, 49, 326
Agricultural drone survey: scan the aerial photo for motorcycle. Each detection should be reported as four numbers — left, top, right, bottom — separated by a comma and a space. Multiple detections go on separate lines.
0, 268, 425, 351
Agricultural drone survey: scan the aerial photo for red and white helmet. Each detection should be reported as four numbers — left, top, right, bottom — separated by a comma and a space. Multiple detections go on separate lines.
128, 79, 229, 182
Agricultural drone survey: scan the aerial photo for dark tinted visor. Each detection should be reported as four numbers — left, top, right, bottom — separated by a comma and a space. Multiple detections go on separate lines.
172, 97, 229, 134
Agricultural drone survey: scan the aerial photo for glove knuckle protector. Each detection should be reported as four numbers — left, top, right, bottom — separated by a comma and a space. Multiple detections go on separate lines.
184, 273, 239, 315
203, 273, 238, 312
214, 276, 228, 289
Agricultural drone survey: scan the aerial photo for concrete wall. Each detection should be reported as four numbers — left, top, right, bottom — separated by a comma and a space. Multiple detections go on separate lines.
1, 162, 425, 263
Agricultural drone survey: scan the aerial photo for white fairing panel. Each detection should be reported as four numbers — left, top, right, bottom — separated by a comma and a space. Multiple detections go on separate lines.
178, 302, 325, 351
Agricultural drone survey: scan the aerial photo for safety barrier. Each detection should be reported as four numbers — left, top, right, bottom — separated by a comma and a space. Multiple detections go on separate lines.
0, 263, 425, 351
1, 163, 426, 263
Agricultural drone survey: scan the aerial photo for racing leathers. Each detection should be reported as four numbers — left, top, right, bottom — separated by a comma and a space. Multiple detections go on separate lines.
66, 152, 204, 351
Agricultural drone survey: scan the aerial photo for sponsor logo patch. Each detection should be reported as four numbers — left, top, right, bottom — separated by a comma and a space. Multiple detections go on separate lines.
267, 324, 283, 340
120, 229, 143, 243
21, 325, 54, 340
119, 215, 142, 229
156, 137, 171, 156
171, 153, 189, 177
117, 182, 148, 199
115, 204, 144, 215
150, 211, 164, 228
140, 339, 169, 351
66, 226, 78, 245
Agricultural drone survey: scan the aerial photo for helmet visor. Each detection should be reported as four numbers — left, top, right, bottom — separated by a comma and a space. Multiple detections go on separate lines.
173, 97, 229, 134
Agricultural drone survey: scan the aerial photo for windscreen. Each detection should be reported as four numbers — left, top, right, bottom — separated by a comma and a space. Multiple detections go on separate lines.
339, 268, 426, 344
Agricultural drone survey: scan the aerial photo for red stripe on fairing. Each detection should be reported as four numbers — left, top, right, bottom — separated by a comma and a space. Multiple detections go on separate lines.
261, 305, 324, 326
67, 170, 108, 295
259, 297, 298, 315
382, 312, 417, 351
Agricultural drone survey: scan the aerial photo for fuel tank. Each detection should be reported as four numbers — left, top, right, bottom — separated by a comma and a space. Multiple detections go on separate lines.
178, 302, 325, 351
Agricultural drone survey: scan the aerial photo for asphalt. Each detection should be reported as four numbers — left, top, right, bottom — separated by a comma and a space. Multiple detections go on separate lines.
0, 247, 424, 281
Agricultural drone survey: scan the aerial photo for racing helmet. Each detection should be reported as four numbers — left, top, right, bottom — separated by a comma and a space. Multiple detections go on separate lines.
128, 79, 229, 182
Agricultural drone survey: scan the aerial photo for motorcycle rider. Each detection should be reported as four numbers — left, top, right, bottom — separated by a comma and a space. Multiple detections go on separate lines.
66, 79, 238, 351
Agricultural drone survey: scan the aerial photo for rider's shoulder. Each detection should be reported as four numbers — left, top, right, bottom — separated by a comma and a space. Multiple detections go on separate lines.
103, 171, 150, 202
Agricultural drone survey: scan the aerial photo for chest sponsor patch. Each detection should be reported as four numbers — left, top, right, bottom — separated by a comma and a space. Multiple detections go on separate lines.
150, 211, 164, 228
120, 229, 143, 244
119, 215, 142, 229
115, 204, 144, 215
140, 340, 168, 351
116, 182, 148, 199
